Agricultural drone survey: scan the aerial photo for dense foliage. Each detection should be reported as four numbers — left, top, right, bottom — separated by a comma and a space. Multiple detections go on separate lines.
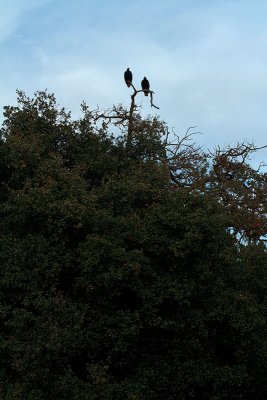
0, 91, 267, 399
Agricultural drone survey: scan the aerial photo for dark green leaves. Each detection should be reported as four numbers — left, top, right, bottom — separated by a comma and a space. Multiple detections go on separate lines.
0, 91, 266, 399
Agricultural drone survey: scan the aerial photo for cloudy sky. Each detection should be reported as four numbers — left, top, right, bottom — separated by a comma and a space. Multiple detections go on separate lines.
1, 0, 267, 162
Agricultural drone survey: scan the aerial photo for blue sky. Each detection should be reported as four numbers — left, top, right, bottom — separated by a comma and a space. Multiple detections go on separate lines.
1, 0, 267, 163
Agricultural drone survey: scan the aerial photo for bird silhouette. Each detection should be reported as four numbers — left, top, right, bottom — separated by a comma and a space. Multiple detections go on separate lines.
141, 77, 150, 96
124, 68, 133, 87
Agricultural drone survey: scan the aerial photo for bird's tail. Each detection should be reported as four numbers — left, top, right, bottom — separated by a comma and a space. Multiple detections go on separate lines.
144, 90, 149, 96
126, 82, 131, 87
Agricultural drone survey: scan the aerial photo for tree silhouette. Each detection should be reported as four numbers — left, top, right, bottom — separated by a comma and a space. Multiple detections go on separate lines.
0, 89, 267, 399
88, 71, 267, 246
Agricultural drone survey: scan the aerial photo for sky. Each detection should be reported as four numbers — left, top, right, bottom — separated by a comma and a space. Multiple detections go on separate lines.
1, 0, 267, 165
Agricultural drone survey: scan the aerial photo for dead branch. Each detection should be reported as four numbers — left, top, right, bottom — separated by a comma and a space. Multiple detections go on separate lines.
128, 83, 160, 109
149, 91, 160, 109
126, 83, 160, 147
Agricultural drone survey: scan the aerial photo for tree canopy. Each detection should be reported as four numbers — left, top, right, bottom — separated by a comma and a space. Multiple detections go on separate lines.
0, 90, 267, 399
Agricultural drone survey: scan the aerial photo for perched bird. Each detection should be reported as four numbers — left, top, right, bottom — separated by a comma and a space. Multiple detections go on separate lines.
141, 77, 150, 96
124, 68, 132, 87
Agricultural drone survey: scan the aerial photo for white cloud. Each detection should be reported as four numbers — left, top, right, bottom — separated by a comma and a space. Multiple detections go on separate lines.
0, 0, 52, 44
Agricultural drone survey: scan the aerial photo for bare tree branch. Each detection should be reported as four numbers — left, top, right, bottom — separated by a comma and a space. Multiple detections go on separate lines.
149, 91, 160, 109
